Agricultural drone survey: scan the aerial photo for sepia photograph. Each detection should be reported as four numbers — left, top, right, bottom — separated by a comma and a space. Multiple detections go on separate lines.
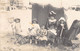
0, 0, 80, 51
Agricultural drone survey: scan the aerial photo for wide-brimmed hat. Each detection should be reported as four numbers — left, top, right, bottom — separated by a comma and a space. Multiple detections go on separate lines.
32, 18, 38, 23
32, 18, 37, 21
49, 11, 56, 17
59, 17, 66, 21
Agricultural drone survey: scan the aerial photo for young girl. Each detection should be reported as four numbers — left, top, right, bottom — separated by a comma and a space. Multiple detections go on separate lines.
36, 26, 47, 46
29, 19, 40, 35
8, 17, 15, 34
37, 26, 47, 40
28, 19, 40, 44
54, 17, 68, 46
57, 17, 68, 38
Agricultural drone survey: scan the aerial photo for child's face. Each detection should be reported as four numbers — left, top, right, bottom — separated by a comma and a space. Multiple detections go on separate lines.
41, 26, 45, 29
60, 20, 64, 24
15, 19, 20, 23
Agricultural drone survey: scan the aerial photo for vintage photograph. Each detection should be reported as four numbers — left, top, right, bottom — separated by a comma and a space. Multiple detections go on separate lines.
0, 0, 80, 51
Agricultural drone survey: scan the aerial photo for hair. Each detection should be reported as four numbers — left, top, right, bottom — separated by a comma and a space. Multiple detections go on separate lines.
14, 18, 20, 23
32, 20, 38, 24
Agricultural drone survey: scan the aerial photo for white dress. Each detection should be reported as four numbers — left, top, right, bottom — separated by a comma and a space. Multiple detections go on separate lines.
29, 24, 40, 35
15, 23, 22, 34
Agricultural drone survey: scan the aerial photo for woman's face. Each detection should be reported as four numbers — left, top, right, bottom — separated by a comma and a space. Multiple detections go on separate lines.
50, 17, 55, 20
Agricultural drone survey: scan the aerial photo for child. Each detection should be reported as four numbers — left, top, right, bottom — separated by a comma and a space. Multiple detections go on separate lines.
54, 17, 68, 46
57, 17, 68, 38
36, 26, 47, 46
14, 18, 22, 34
13, 18, 23, 44
37, 26, 47, 40
28, 19, 40, 44
8, 17, 15, 34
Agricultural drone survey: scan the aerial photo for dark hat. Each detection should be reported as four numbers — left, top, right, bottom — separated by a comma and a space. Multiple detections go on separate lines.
49, 11, 56, 17
14, 18, 20, 22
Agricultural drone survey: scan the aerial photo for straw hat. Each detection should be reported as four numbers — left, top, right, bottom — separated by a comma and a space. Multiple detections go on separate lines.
32, 18, 38, 23
50, 11, 56, 14
59, 17, 65, 21
32, 18, 37, 21
49, 11, 56, 17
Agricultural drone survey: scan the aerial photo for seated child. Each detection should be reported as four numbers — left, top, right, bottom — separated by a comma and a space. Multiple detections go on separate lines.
36, 26, 47, 41
28, 19, 40, 44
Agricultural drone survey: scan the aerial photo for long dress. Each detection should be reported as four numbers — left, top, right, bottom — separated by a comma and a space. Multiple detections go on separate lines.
46, 18, 57, 42
54, 21, 69, 46
57, 22, 68, 38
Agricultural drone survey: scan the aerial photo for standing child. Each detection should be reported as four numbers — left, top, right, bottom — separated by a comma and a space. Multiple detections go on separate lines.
55, 17, 68, 46
14, 18, 22, 34
8, 17, 15, 35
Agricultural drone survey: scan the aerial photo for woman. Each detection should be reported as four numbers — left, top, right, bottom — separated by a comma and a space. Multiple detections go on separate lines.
46, 11, 57, 46
46, 11, 57, 30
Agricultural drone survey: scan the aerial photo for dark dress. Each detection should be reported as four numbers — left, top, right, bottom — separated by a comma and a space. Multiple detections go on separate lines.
46, 18, 57, 30
54, 21, 69, 46
57, 22, 68, 38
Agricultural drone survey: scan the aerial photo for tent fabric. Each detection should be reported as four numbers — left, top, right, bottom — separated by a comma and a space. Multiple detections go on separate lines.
32, 3, 66, 27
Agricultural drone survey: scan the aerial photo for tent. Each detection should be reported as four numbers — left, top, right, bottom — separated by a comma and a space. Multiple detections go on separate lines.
32, 3, 66, 27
